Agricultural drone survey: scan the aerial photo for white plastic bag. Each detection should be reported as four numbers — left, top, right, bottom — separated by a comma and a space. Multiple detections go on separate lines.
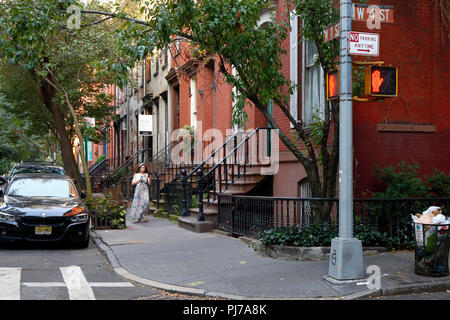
432, 214, 447, 225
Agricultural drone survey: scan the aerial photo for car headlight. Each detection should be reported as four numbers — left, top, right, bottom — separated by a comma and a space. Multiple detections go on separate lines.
70, 213, 89, 223
64, 207, 89, 223
0, 212, 19, 223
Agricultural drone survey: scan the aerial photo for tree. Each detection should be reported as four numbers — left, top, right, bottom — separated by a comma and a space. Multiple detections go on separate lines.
0, 99, 49, 174
77, 0, 342, 219
0, 0, 119, 196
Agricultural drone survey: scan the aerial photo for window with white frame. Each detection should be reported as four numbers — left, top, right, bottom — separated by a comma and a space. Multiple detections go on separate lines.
302, 40, 325, 126
190, 75, 197, 128
289, 11, 298, 127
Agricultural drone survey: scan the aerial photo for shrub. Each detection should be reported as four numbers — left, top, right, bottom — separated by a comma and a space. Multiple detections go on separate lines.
373, 161, 450, 198
85, 193, 127, 229
257, 220, 414, 251
257, 223, 338, 247
96, 154, 106, 164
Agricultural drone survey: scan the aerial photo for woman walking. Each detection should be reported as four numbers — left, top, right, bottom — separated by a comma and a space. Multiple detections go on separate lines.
130, 163, 151, 223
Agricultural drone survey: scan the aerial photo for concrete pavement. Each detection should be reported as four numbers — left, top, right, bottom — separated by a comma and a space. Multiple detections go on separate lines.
91, 214, 450, 300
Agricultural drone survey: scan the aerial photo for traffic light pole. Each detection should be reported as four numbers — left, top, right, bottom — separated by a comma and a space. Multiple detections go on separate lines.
328, 0, 365, 281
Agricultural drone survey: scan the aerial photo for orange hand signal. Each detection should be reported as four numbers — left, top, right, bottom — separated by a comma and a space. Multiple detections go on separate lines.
371, 70, 384, 93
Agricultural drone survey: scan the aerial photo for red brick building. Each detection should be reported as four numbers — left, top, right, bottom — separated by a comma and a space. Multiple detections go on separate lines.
105, 0, 449, 200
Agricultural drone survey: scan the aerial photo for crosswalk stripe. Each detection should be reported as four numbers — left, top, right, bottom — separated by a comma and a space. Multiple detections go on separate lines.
0, 267, 21, 300
60, 266, 96, 300
0, 266, 135, 299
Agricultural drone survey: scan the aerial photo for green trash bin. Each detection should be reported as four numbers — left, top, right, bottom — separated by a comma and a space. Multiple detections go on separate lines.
413, 222, 450, 277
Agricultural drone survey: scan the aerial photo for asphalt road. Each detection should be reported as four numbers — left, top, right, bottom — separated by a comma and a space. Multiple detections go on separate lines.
0, 239, 213, 300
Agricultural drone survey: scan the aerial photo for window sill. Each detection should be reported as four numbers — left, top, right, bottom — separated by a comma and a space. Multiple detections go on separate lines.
377, 123, 436, 133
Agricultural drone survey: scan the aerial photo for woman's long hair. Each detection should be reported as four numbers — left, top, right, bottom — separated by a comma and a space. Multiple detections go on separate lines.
136, 163, 149, 174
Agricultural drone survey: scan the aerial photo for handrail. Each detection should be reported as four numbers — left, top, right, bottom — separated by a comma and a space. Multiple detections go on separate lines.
185, 130, 242, 179
107, 148, 147, 181
194, 127, 272, 213
204, 127, 271, 178
88, 158, 109, 175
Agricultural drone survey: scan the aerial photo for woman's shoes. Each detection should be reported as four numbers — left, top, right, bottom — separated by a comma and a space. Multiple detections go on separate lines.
134, 217, 148, 223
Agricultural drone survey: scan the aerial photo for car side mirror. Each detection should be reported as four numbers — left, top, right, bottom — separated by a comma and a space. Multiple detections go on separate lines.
80, 190, 87, 199
0, 189, 4, 197
0, 177, 6, 185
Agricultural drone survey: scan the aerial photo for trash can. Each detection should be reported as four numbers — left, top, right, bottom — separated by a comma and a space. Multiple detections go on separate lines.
413, 222, 450, 277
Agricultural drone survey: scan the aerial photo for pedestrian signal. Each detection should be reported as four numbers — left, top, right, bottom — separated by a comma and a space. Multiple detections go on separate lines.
326, 70, 339, 101
365, 66, 398, 97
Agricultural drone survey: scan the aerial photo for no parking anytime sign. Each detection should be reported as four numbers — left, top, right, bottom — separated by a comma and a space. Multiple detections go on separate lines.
349, 31, 379, 57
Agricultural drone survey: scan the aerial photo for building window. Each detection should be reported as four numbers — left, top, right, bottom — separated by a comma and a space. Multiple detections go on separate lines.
302, 40, 325, 126
146, 56, 151, 82
153, 53, 159, 77
162, 47, 168, 70
190, 75, 197, 128
173, 37, 181, 57
290, 11, 299, 127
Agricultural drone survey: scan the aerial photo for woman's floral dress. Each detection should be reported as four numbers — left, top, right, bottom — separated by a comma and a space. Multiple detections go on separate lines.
130, 173, 150, 221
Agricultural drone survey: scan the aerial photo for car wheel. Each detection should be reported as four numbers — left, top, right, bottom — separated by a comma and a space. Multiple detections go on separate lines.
75, 234, 90, 249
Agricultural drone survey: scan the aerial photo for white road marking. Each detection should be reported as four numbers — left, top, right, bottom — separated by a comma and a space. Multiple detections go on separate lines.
60, 266, 96, 300
1, 266, 135, 300
23, 282, 134, 288
0, 267, 21, 300
23, 282, 66, 287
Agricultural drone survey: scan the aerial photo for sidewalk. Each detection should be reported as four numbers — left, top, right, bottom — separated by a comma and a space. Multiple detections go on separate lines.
91, 214, 450, 300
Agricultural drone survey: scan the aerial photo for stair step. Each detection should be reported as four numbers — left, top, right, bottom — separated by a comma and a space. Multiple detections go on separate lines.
178, 216, 214, 233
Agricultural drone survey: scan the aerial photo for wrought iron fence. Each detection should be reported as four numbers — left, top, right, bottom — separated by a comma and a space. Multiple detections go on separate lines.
218, 195, 450, 242
163, 177, 194, 215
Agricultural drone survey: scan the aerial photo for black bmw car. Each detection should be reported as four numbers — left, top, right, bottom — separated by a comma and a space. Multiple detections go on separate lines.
0, 173, 90, 247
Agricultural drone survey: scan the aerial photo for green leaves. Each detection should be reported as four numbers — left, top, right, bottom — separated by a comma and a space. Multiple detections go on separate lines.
374, 162, 450, 198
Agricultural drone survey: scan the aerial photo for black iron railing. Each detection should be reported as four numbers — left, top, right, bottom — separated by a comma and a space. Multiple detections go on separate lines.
197, 128, 273, 211
218, 195, 450, 241
105, 148, 147, 186
163, 171, 194, 215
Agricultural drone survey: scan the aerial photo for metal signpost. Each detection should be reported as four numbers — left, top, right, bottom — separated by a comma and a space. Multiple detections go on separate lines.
328, 0, 365, 281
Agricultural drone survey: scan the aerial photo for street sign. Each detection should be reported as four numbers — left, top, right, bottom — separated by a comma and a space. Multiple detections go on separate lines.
352, 4, 394, 23
348, 31, 379, 56
323, 21, 340, 43
323, 4, 394, 43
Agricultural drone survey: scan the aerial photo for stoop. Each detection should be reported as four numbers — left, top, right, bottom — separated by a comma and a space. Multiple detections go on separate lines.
178, 216, 214, 233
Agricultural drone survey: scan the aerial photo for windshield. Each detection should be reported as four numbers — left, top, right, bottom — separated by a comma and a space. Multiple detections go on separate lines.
11, 166, 65, 177
7, 178, 79, 198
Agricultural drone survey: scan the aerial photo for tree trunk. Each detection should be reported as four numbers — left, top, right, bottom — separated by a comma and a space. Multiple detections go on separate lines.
37, 80, 84, 192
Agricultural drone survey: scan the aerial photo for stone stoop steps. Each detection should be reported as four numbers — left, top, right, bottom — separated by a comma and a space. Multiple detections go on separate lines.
177, 164, 269, 233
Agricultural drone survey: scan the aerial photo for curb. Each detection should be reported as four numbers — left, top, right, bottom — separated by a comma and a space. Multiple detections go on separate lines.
381, 280, 450, 297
